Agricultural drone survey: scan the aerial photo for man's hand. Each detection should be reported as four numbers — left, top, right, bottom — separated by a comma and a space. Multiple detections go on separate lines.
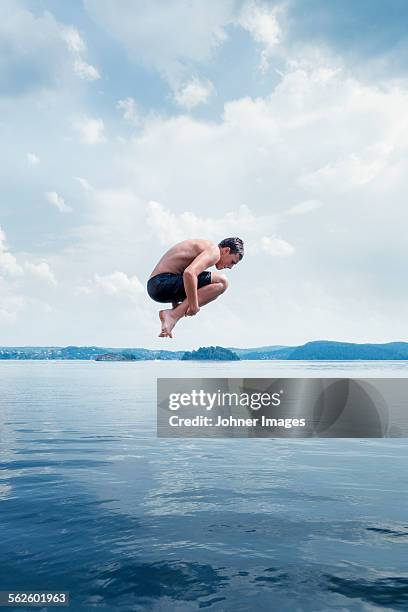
182, 245, 218, 318
185, 304, 200, 316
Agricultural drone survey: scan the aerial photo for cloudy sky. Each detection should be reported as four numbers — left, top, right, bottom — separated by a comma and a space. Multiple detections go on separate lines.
1, 0, 408, 349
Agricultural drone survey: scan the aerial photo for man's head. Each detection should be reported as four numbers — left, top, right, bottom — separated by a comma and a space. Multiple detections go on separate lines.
216, 237, 244, 270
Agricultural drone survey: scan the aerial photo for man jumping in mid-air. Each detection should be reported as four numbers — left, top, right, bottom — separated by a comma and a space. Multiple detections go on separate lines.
147, 237, 244, 338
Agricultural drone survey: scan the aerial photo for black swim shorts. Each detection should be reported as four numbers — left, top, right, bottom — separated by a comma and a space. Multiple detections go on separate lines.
147, 271, 212, 303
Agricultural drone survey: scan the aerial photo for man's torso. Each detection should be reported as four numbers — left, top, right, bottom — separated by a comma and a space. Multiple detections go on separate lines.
149, 239, 216, 278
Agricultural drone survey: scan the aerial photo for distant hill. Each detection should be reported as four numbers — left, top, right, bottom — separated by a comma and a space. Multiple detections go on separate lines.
1, 341, 408, 360
241, 347, 296, 360
0, 346, 185, 360
95, 353, 137, 361
229, 345, 286, 355
287, 341, 408, 360
182, 346, 240, 361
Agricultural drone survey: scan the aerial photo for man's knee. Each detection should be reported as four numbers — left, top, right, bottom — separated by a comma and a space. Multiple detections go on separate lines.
217, 274, 228, 294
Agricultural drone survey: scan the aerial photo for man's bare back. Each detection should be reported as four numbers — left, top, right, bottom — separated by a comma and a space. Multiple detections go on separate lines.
149, 239, 217, 278
147, 237, 244, 338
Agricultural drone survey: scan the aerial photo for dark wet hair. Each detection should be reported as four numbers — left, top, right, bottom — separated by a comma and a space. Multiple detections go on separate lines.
218, 237, 244, 260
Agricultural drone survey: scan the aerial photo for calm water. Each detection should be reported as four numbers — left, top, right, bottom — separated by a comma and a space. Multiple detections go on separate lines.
0, 360, 408, 611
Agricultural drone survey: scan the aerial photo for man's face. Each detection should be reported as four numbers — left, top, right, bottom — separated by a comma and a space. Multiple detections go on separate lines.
216, 248, 241, 270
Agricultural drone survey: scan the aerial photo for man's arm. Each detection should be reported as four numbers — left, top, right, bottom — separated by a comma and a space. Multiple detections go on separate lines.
183, 246, 219, 314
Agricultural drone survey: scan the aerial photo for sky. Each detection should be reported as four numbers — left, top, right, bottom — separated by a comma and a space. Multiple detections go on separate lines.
1, 0, 408, 350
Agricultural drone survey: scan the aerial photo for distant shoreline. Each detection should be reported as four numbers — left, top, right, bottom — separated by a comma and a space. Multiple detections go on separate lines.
1, 358, 408, 362
1, 341, 408, 361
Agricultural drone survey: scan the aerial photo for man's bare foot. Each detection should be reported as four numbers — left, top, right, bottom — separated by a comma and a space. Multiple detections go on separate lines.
159, 310, 177, 338
171, 301, 179, 309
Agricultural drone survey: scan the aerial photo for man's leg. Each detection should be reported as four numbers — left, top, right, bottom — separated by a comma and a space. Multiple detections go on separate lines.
159, 273, 228, 337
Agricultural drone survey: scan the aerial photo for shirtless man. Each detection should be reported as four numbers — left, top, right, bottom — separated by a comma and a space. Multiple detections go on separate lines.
147, 237, 244, 338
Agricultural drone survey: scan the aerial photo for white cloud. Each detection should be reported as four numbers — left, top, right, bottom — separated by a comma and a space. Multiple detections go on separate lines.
0, 227, 24, 277
84, 0, 235, 85
287, 199, 322, 216
72, 188, 145, 254
0, 251, 24, 277
75, 176, 93, 191
298, 152, 389, 192
116, 97, 140, 124
146, 201, 274, 247
62, 27, 86, 54
45, 191, 72, 213
174, 77, 214, 109
73, 59, 100, 81
0, 2, 68, 95
239, 1, 282, 72
62, 26, 100, 81
260, 236, 295, 256
0, 4, 100, 95
72, 115, 105, 144
24, 261, 57, 286
81, 271, 144, 303
0, 227, 25, 325
0, 282, 24, 324
27, 152, 40, 165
